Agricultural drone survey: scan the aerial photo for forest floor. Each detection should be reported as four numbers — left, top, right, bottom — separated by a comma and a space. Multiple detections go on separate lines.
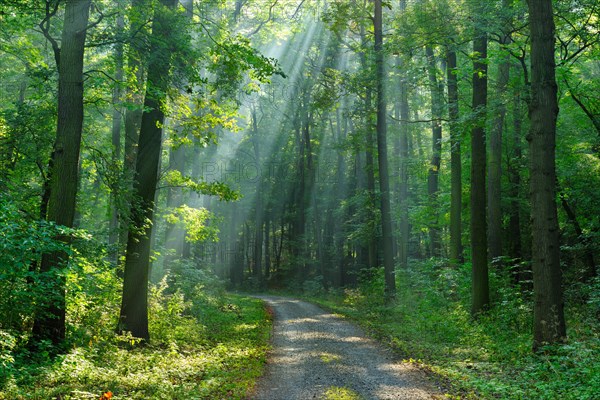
250, 296, 444, 400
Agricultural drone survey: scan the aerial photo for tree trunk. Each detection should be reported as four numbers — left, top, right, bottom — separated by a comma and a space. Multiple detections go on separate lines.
558, 191, 596, 280
229, 202, 242, 287
488, 0, 512, 263
109, 14, 125, 266
358, 24, 379, 271
119, 0, 148, 269
118, 0, 178, 340
425, 46, 442, 257
365, 87, 378, 271
164, 143, 186, 266
507, 70, 524, 282
527, 0, 567, 350
398, 58, 410, 268
264, 213, 271, 281
447, 47, 462, 266
32, 0, 92, 346
470, 9, 489, 316
250, 107, 264, 284
374, 0, 396, 300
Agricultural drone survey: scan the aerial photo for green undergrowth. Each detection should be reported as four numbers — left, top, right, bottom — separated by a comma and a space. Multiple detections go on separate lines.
303, 261, 600, 399
1, 271, 271, 399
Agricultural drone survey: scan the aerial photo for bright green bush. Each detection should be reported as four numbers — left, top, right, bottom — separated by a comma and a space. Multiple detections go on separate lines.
1, 264, 271, 399
0, 195, 73, 332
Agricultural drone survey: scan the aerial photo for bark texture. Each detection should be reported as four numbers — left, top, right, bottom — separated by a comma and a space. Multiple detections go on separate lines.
33, 0, 92, 345
447, 48, 462, 266
527, 0, 567, 349
374, 0, 396, 299
425, 46, 443, 257
118, 0, 179, 340
487, 45, 510, 263
470, 9, 489, 316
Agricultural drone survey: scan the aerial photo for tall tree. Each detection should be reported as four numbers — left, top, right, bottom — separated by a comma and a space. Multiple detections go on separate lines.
374, 0, 396, 299
118, 0, 179, 340
425, 45, 443, 256
358, 23, 379, 271
487, 0, 512, 263
250, 105, 264, 285
507, 63, 524, 275
396, 0, 410, 268
526, 0, 567, 349
119, 0, 150, 267
32, 0, 92, 345
470, 1, 489, 315
447, 45, 462, 266
109, 13, 125, 265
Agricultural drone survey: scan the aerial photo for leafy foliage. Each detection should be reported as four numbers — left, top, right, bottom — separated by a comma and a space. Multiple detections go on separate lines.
1, 269, 271, 399
306, 261, 600, 399
163, 205, 219, 243
0, 194, 73, 332
163, 170, 240, 201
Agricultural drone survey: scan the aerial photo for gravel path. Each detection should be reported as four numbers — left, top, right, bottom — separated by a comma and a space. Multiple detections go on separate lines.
251, 296, 441, 400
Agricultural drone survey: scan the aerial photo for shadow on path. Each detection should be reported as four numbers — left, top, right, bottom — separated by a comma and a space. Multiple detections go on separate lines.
250, 296, 441, 400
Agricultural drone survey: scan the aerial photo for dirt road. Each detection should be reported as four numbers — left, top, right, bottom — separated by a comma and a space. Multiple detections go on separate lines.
251, 296, 441, 399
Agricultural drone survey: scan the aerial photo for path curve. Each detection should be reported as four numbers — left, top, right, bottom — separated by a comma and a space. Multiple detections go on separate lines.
251, 296, 441, 400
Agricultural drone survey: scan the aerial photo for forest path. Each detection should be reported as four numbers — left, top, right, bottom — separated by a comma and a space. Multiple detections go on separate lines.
250, 296, 442, 400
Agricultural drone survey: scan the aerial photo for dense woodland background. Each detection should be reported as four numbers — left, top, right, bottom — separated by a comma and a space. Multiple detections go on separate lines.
0, 0, 599, 398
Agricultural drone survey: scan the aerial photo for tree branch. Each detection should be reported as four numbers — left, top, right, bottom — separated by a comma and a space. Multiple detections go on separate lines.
39, 0, 61, 67
564, 78, 600, 136
388, 115, 449, 124
291, 0, 307, 19
84, 69, 122, 84
248, 0, 279, 37
84, 9, 118, 33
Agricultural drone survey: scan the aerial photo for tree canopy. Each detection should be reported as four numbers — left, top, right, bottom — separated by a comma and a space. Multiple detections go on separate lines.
1, 0, 599, 398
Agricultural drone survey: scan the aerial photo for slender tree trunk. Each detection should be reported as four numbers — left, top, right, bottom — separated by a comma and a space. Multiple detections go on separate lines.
508, 71, 524, 282
164, 143, 186, 266
334, 106, 349, 286
119, 0, 148, 268
276, 213, 284, 274
109, 14, 125, 265
425, 46, 443, 256
527, 0, 567, 350
398, 63, 410, 268
558, 191, 596, 280
229, 202, 241, 286
302, 106, 316, 277
374, 0, 396, 299
447, 47, 462, 266
295, 125, 306, 278
254, 193, 264, 283
470, 8, 489, 316
32, 0, 92, 345
365, 88, 378, 270
357, 25, 379, 271
393, 0, 410, 270
488, 1, 512, 263
264, 213, 271, 281
118, 0, 178, 340
249, 107, 264, 284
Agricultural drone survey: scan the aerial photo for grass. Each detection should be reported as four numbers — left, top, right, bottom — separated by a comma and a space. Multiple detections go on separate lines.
0, 282, 272, 399
322, 386, 363, 400
303, 262, 600, 399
